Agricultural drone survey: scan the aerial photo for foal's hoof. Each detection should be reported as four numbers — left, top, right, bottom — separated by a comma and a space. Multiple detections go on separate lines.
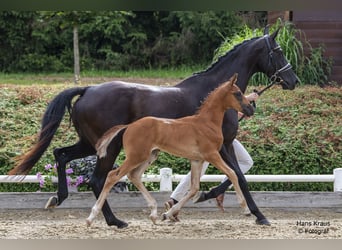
45, 196, 58, 209
242, 207, 251, 216
86, 219, 92, 227
150, 215, 158, 225
162, 213, 180, 222
256, 218, 271, 226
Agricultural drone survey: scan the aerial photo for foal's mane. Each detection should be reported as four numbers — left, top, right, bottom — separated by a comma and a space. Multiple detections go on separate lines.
195, 80, 231, 115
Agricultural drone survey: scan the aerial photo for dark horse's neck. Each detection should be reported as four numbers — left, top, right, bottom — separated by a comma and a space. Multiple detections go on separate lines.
176, 37, 260, 95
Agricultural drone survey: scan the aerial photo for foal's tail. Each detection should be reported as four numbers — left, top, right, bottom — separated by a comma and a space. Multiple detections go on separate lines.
96, 125, 128, 159
8, 87, 88, 175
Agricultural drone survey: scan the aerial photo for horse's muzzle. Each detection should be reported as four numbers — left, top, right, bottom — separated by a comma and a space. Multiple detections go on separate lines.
242, 104, 254, 117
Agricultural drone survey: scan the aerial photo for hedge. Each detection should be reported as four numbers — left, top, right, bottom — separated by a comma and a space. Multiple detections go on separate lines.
0, 83, 340, 192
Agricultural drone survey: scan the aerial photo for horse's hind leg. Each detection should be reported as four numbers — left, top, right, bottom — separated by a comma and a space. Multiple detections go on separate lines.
127, 150, 159, 224
46, 141, 95, 209
89, 141, 128, 228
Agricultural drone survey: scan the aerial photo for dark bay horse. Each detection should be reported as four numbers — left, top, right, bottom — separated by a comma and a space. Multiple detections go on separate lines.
9, 27, 298, 228
86, 74, 253, 226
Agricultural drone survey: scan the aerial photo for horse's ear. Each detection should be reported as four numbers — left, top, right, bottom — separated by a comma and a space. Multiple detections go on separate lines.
270, 27, 281, 40
263, 25, 270, 35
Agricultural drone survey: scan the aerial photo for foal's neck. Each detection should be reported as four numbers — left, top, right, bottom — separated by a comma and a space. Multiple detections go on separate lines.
196, 89, 230, 129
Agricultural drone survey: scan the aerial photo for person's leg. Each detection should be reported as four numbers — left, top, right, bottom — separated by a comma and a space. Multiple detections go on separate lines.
194, 139, 253, 204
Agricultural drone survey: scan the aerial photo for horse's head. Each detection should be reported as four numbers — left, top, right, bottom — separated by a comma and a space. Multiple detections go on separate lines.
226, 73, 254, 117
257, 26, 299, 90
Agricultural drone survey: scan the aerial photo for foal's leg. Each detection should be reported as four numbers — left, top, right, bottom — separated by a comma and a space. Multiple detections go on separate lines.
162, 160, 203, 222
89, 150, 129, 228
127, 150, 159, 224
205, 152, 249, 214
86, 157, 139, 226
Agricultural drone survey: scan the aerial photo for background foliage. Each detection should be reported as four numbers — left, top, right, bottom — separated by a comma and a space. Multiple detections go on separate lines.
214, 20, 332, 86
0, 11, 339, 192
0, 11, 253, 72
0, 11, 332, 85
0, 83, 340, 192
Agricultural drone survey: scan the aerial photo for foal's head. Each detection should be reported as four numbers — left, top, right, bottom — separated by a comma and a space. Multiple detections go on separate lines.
224, 73, 254, 116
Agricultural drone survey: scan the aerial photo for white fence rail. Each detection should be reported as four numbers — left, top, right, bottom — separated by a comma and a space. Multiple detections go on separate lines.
1, 167, 342, 192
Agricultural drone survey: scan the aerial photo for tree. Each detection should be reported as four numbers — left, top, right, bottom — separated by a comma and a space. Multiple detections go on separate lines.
54, 11, 95, 84
0, 11, 38, 72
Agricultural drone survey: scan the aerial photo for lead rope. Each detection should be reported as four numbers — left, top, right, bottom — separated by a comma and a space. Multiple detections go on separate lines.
238, 79, 279, 122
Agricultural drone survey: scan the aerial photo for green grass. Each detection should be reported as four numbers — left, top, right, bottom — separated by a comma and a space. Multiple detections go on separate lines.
0, 66, 204, 85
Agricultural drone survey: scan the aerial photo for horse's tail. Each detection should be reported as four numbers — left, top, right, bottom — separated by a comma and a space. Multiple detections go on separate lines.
96, 125, 128, 159
8, 87, 88, 175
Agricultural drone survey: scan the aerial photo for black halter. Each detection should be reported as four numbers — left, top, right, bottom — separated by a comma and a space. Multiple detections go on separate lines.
255, 35, 293, 96
239, 35, 293, 122
264, 35, 292, 87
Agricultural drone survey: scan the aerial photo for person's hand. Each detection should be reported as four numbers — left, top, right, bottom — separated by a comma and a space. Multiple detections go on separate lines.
246, 92, 259, 102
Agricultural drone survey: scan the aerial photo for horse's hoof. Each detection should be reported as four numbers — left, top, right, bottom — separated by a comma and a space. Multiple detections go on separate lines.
116, 221, 129, 229
108, 220, 128, 228
256, 218, 271, 226
45, 196, 58, 209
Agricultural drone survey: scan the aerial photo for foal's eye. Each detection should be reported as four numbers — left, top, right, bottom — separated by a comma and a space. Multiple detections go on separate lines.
233, 91, 243, 100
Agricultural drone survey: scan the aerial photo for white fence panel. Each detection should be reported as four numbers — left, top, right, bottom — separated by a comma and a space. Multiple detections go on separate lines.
1, 168, 341, 192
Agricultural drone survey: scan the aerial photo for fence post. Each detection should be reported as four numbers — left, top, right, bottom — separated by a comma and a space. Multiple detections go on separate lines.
334, 168, 342, 192
160, 168, 172, 192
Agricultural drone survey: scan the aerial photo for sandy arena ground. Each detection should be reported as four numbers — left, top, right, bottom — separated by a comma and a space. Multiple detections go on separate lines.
0, 207, 341, 239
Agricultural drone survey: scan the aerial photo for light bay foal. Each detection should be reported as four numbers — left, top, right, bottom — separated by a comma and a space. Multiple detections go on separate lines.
86, 73, 254, 226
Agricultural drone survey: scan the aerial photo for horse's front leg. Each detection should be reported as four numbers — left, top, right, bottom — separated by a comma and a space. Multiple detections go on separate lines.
162, 160, 203, 222
220, 145, 270, 225
205, 152, 248, 214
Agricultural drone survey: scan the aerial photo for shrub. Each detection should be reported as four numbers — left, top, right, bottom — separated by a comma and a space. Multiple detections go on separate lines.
0, 82, 340, 192
16, 53, 67, 73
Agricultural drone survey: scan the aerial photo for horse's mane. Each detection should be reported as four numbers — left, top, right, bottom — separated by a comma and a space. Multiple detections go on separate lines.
193, 36, 260, 76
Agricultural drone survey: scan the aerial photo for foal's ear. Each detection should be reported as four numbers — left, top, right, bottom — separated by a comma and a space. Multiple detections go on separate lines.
229, 73, 238, 85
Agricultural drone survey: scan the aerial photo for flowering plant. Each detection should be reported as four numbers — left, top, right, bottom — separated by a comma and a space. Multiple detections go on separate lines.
36, 163, 84, 191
